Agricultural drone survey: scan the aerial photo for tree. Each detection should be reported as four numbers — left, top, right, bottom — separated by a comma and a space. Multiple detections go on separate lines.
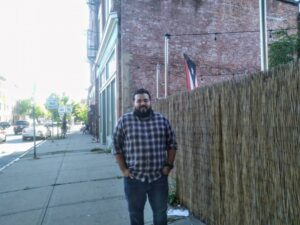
15, 99, 32, 118
60, 93, 69, 105
268, 30, 300, 68
44, 93, 83, 124
34, 104, 50, 120
72, 102, 88, 122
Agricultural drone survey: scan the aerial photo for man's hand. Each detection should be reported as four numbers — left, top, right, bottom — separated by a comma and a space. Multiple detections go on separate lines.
115, 154, 133, 179
162, 166, 172, 176
122, 168, 134, 179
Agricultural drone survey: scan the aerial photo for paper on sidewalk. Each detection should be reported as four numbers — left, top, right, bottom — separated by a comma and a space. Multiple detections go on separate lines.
167, 208, 189, 217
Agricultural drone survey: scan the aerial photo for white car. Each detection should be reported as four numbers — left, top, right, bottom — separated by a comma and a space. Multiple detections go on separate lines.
0, 127, 6, 142
22, 125, 51, 141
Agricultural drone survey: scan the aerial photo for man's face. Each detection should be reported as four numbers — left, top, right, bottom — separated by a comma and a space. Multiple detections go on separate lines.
133, 93, 151, 113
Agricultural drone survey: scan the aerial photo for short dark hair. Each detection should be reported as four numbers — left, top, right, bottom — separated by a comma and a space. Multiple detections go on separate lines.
133, 88, 151, 100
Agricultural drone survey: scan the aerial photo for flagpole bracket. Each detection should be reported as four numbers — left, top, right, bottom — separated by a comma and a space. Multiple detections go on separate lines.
165, 33, 171, 39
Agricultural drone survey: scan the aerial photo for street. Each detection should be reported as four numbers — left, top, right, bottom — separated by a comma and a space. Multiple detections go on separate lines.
0, 134, 44, 170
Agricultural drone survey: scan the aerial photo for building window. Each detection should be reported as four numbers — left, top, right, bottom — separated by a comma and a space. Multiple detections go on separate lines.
99, 78, 115, 145
107, 50, 116, 79
100, 69, 106, 88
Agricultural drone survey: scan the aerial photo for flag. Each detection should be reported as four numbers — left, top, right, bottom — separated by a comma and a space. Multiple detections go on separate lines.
184, 53, 198, 91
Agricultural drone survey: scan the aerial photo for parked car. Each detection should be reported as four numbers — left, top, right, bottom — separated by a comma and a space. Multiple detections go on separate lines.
13, 120, 30, 135
0, 127, 7, 142
22, 125, 51, 141
0, 121, 11, 129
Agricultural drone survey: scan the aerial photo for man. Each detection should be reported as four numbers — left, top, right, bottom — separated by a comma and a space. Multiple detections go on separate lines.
61, 114, 67, 138
113, 88, 177, 225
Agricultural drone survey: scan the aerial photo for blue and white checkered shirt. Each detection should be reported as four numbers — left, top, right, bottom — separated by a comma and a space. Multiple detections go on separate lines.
113, 111, 177, 183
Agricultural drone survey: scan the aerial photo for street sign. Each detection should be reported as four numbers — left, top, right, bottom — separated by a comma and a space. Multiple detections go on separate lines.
65, 105, 73, 114
57, 105, 72, 115
46, 101, 59, 110
46, 96, 59, 110
58, 105, 66, 114
59, 111, 65, 119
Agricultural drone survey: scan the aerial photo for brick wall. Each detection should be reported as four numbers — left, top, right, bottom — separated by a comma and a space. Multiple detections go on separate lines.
117, 0, 297, 114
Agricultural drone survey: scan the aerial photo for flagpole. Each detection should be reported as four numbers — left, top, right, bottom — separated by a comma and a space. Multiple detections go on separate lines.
259, 0, 268, 71
164, 33, 170, 97
156, 63, 160, 99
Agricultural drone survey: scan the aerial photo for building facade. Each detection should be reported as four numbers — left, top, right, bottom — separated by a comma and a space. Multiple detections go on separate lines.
0, 76, 17, 123
87, 0, 297, 146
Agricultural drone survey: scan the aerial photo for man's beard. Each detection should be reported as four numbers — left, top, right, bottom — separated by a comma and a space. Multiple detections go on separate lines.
134, 107, 153, 118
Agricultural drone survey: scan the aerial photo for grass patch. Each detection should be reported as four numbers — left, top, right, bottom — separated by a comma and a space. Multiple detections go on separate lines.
168, 178, 179, 206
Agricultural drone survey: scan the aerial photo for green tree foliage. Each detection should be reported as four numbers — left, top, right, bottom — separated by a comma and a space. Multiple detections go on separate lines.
60, 93, 69, 105
34, 104, 50, 120
268, 31, 300, 68
45, 93, 86, 123
15, 99, 32, 117
72, 102, 88, 122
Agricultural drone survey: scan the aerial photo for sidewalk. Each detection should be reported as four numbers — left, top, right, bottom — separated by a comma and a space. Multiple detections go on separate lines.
0, 127, 205, 225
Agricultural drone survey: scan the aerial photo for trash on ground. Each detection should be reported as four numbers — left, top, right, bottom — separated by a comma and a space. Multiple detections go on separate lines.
167, 208, 189, 217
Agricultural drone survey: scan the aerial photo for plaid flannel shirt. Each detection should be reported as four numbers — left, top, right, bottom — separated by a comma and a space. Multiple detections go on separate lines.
113, 111, 177, 183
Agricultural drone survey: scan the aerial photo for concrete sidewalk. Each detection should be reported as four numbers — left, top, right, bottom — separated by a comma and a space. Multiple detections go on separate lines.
0, 127, 204, 225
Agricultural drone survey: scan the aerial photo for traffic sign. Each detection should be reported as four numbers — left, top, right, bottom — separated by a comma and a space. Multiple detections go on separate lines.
65, 105, 73, 114
57, 105, 72, 115
59, 111, 65, 119
46, 96, 59, 110
58, 105, 66, 114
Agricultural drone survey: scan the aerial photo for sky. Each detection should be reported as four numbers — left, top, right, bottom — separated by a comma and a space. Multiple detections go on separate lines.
0, 0, 90, 104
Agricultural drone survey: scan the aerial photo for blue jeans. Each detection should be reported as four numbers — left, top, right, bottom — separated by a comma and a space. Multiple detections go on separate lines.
124, 175, 168, 225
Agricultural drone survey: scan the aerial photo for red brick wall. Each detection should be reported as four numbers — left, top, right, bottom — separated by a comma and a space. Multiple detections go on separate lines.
118, 0, 297, 113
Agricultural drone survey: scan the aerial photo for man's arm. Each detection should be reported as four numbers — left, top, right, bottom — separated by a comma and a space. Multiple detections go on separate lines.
113, 118, 133, 178
162, 148, 176, 175
166, 148, 176, 165
115, 153, 133, 178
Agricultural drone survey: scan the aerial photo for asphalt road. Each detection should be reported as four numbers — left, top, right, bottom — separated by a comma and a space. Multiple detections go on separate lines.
0, 134, 44, 170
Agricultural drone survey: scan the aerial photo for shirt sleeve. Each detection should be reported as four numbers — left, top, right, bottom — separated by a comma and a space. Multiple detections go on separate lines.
165, 118, 177, 150
112, 117, 124, 155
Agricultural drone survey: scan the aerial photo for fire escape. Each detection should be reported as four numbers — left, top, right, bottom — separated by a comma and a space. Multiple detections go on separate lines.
87, 0, 99, 64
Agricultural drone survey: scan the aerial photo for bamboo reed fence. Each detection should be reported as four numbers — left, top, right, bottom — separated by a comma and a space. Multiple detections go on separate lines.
153, 63, 300, 225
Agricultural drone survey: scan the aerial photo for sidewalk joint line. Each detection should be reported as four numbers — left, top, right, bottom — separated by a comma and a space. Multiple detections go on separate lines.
48, 195, 125, 209
0, 195, 125, 218
0, 176, 122, 195
39, 153, 66, 225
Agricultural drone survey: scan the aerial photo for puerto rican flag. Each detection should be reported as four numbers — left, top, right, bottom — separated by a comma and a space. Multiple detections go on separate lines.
184, 53, 198, 91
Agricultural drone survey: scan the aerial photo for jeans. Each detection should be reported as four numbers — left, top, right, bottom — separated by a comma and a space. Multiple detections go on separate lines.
124, 175, 168, 225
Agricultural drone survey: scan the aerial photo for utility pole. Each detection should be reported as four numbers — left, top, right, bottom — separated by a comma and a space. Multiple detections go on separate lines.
32, 84, 37, 159
32, 103, 37, 159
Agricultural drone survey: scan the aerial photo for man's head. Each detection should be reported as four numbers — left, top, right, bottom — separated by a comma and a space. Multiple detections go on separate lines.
133, 88, 152, 117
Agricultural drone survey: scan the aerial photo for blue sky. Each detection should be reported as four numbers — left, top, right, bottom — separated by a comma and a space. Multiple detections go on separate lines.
0, 0, 90, 103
